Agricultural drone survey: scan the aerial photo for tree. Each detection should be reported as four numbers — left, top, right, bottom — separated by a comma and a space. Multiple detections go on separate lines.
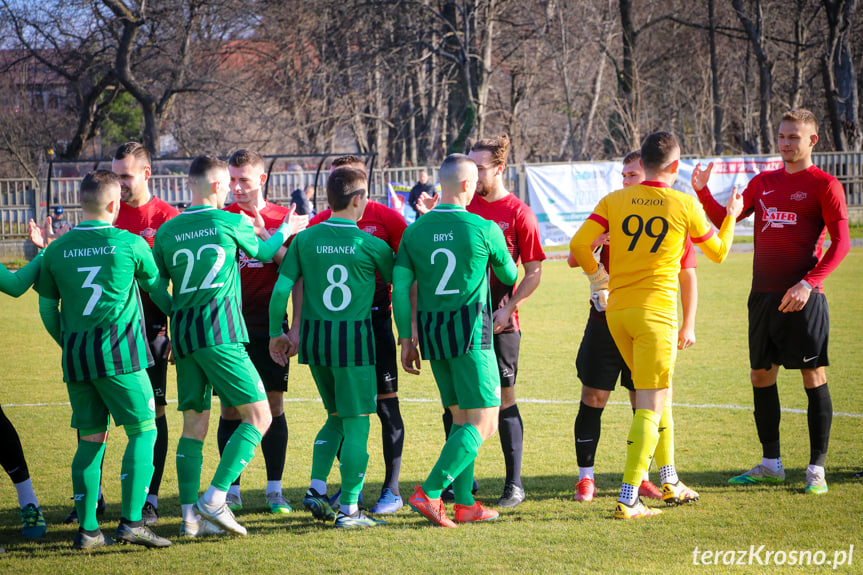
821, 0, 860, 150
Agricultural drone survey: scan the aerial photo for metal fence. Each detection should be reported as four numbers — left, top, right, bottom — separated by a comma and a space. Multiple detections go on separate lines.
2, 152, 861, 239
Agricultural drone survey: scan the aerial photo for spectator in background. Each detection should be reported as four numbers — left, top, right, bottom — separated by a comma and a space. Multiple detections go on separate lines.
290, 187, 315, 217
51, 205, 67, 234
407, 171, 434, 220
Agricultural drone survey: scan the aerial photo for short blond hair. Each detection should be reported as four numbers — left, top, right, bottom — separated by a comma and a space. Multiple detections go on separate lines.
782, 109, 818, 133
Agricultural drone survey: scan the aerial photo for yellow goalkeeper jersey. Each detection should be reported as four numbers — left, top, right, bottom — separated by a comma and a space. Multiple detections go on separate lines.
570, 180, 734, 313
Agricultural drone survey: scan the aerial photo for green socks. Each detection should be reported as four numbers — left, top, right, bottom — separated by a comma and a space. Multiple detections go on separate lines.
176, 437, 204, 505
71, 440, 106, 531
121, 426, 156, 522
423, 422, 482, 499
447, 424, 477, 506
339, 416, 370, 506
211, 423, 263, 491
311, 416, 344, 484
623, 409, 661, 487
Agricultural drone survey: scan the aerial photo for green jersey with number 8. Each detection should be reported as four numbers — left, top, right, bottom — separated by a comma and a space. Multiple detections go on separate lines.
153, 205, 287, 357
278, 218, 394, 367
37, 221, 158, 382
394, 204, 516, 360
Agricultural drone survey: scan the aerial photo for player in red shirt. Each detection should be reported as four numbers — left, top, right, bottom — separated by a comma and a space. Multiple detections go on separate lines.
692, 109, 850, 495
464, 135, 546, 508
106, 142, 179, 526
218, 149, 307, 515
301, 155, 408, 514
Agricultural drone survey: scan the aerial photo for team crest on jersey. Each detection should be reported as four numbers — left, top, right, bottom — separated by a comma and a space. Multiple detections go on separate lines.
140, 227, 156, 239
759, 199, 797, 231
791, 191, 807, 201
238, 250, 262, 269
363, 225, 377, 234
497, 221, 510, 231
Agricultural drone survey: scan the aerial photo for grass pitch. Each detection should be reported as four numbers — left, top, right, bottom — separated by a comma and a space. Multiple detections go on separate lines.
0, 249, 860, 574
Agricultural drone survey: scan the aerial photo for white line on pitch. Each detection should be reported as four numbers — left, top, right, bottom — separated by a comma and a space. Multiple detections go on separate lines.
5, 397, 862, 418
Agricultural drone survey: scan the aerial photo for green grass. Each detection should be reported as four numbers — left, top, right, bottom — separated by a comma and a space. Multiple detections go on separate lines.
0, 250, 861, 573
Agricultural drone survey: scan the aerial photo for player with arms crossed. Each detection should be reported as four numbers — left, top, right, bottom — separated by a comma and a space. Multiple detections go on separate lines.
269, 166, 394, 528
395, 154, 518, 527
569, 150, 698, 503
692, 109, 849, 494
571, 132, 742, 519
152, 155, 297, 537
306, 155, 408, 514
112, 142, 179, 525
38, 170, 173, 549
217, 149, 307, 514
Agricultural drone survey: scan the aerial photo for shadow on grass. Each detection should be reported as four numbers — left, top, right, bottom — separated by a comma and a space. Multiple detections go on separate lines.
1, 468, 860, 550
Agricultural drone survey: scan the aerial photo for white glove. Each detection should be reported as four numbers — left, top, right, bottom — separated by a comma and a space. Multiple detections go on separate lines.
591, 289, 609, 312
585, 263, 609, 293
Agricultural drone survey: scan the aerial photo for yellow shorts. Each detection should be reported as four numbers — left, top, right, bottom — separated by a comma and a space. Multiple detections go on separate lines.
606, 307, 677, 390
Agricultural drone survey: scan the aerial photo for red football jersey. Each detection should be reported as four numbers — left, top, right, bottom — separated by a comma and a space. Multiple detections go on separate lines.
225, 201, 289, 335
115, 196, 179, 326
310, 200, 406, 312
699, 166, 847, 293
467, 192, 546, 332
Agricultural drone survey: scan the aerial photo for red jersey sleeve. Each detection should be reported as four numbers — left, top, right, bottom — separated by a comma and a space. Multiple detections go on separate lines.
381, 206, 407, 252
515, 203, 546, 264
680, 237, 697, 269
309, 210, 331, 227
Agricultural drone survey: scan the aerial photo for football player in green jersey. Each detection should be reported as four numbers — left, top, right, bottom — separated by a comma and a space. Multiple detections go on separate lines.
38, 170, 172, 550
152, 155, 299, 537
269, 167, 394, 528
393, 154, 518, 527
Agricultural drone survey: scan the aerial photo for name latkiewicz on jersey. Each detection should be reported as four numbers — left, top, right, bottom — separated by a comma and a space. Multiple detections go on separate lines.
759, 199, 797, 231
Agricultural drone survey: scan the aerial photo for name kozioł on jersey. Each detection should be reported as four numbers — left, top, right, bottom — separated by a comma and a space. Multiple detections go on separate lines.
63, 246, 117, 258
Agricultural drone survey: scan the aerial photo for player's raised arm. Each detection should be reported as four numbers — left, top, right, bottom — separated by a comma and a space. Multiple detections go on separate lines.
690, 186, 742, 264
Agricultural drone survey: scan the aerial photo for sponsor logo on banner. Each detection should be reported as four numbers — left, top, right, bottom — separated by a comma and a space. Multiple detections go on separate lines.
526, 156, 781, 245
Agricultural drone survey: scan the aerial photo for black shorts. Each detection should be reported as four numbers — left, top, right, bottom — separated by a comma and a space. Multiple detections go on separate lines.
493, 330, 521, 388
145, 326, 169, 406
372, 312, 398, 395
575, 317, 634, 392
748, 291, 830, 371
246, 335, 290, 393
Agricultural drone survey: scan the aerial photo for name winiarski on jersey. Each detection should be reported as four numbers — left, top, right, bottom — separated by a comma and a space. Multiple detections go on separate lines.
316, 245, 356, 255
173, 227, 217, 243
63, 245, 117, 258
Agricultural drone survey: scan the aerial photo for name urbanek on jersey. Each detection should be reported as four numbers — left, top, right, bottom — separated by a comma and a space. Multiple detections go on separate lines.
317, 245, 356, 254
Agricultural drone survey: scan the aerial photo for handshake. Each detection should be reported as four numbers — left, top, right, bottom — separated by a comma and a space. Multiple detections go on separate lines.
586, 263, 609, 312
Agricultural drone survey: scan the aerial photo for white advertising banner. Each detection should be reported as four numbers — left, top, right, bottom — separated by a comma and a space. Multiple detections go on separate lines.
526, 156, 782, 245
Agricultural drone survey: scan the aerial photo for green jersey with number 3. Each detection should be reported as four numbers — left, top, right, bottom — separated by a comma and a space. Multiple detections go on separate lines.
394, 204, 516, 360
279, 218, 394, 367
37, 221, 157, 382
153, 205, 284, 357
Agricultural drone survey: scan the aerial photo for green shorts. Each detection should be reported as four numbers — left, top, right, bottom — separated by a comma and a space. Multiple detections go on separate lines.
429, 349, 501, 410
308, 364, 377, 418
67, 370, 155, 431
176, 343, 267, 412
